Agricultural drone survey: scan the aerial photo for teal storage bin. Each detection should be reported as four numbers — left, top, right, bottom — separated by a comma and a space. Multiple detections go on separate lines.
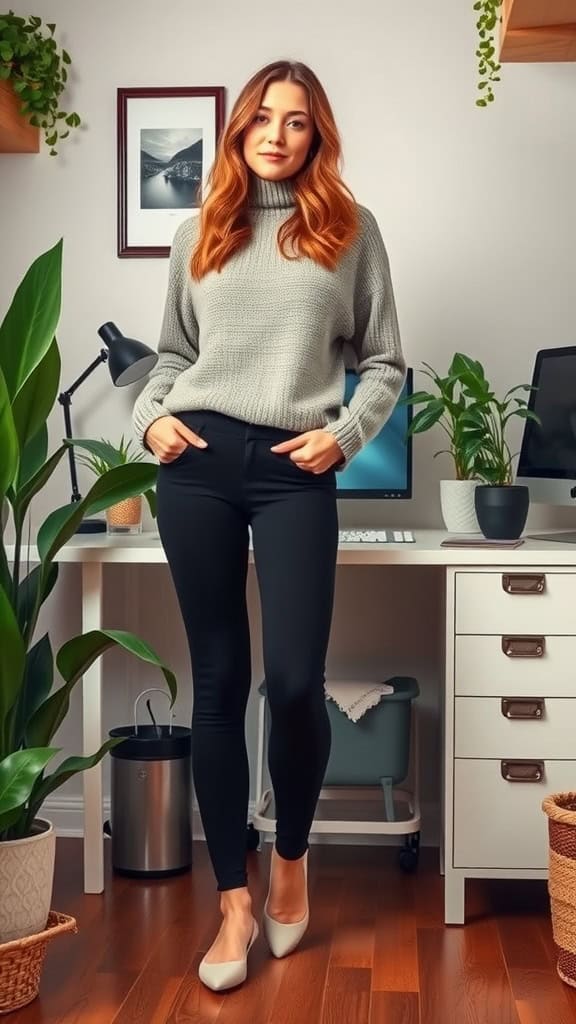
257, 676, 419, 788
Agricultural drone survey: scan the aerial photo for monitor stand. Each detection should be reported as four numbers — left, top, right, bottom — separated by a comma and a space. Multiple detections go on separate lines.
527, 531, 576, 544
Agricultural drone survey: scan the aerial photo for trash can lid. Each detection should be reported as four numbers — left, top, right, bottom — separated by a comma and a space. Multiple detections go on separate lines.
109, 724, 191, 760
258, 676, 420, 702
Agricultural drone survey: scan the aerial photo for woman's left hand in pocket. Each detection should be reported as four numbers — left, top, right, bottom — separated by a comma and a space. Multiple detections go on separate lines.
270, 430, 344, 473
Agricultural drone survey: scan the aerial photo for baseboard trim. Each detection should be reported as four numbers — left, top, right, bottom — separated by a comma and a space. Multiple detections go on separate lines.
42, 795, 440, 847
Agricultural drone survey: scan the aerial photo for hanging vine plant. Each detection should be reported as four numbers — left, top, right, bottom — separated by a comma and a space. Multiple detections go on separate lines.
0, 10, 81, 155
474, 0, 504, 106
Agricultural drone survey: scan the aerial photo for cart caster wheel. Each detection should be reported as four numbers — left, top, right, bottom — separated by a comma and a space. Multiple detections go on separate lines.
246, 823, 260, 851
399, 832, 420, 873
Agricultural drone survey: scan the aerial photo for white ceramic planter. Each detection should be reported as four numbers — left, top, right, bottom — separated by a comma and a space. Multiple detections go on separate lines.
440, 479, 481, 534
0, 818, 56, 944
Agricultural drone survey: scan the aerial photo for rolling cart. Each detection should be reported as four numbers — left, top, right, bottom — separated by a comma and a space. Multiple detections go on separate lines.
251, 677, 421, 872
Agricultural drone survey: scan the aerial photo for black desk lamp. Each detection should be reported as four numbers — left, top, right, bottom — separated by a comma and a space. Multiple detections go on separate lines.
58, 321, 158, 534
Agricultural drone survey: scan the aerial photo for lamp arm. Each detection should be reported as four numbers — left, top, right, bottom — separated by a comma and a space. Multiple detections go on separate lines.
57, 349, 108, 504
58, 348, 108, 401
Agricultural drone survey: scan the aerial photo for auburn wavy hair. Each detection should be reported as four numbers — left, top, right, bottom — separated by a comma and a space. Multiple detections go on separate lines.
190, 60, 360, 279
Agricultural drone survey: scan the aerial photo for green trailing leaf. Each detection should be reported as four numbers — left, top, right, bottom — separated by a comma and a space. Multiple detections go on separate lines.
16, 562, 58, 641
37, 463, 158, 571
474, 0, 503, 108
0, 584, 26, 758
144, 487, 157, 519
11, 338, 61, 452
0, 239, 62, 399
12, 444, 68, 531
10, 634, 53, 751
0, 747, 60, 818
25, 739, 126, 825
407, 400, 445, 435
17, 424, 48, 489
0, 366, 19, 500
27, 629, 177, 748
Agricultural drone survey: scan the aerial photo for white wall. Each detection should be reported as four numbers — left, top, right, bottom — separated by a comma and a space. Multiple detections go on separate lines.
2, 0, 576, 841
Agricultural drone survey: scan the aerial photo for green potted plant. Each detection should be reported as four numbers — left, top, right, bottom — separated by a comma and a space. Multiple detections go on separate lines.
458, 359, 540, 538
400, 353, 486, 532
73, 435, 155, 534
0, 240, 176, 964
0, 11, 81, 154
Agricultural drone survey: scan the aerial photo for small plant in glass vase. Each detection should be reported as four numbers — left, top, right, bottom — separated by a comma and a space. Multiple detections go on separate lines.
400, 353, 487, 533
74, 436, 155, 534
458, 361, 540, 539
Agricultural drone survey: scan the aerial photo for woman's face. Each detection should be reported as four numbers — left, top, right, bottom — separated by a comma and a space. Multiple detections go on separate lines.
242, 79, 315, 181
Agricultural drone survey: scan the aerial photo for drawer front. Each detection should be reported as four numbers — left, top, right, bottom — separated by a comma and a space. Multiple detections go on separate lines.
455, 635, 576, 697
453, 758, 575, 869
455, 697, 576, 758
455, 572, 576, 635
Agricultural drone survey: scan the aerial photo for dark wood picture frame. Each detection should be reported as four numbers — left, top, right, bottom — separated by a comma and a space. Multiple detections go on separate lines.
117, 86, 225, 258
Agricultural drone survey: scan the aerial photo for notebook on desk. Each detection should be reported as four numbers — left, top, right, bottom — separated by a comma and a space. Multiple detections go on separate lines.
440, 535, 525, 548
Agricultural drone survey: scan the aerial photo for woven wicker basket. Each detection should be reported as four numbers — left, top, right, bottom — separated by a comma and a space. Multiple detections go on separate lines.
542, 791, 576, 987
0, 911, 77, 1014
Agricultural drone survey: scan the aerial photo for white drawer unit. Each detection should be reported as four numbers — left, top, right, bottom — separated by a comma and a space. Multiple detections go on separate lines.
453, 759, 576, 870
444, 566, 576, 925
455, 571, 576, 634
454, 634, 576, 697
454, 697, 576, 759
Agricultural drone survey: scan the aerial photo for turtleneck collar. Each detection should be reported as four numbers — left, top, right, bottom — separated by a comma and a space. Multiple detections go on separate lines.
248, 173, 296, 210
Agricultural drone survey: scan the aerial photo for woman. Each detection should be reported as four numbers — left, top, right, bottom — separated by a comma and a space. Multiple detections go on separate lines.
132, 59, 406, 992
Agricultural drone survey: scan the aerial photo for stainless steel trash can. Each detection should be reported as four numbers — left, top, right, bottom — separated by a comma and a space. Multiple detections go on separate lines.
107, 688, 192, 877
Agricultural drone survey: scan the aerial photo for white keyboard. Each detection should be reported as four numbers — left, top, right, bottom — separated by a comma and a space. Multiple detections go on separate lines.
338, 529, 415, 544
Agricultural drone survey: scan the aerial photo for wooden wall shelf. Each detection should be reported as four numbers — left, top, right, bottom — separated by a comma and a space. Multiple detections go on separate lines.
0, 80, 40, 153
500, 0, 576, 61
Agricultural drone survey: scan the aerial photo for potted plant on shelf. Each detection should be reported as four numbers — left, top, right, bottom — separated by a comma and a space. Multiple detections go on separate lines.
73, 435, 155, 534
0, 11, 81, 155
458, 359, 540, 539
0, 239, 176, 1012
400, 353, 486, 533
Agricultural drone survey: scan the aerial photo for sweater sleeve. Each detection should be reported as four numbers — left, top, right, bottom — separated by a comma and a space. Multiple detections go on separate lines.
322, 207, 406, 469
132, 218, 199, 450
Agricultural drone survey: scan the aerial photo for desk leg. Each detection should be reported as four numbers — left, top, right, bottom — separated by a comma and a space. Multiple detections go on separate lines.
82, 562, 104, 894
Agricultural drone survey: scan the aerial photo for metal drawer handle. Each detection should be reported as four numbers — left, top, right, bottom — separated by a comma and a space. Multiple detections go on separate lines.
501, 697, 545, 720
502, 635, 545, 658
501, 759, 545, 782
502, 573, 546, 595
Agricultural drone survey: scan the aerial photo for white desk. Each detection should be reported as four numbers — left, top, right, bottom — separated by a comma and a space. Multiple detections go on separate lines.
9, 529, 576, 923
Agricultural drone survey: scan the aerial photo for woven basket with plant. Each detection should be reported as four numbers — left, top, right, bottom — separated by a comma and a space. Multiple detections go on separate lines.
0, 911, 77, 1014
542, 792, 576, 987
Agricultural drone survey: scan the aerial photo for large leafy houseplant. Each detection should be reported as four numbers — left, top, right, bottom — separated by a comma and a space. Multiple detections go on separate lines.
0, 10, 81, 154
0, 239, 175, 843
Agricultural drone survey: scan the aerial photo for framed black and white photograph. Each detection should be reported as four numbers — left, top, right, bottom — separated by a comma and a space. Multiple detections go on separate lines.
117, 86, 225, 258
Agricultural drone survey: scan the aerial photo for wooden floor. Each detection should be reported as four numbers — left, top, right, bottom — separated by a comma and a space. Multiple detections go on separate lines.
9, 839, 576, 1023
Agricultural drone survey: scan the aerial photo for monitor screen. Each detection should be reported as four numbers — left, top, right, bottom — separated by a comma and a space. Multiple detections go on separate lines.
517, 347, 576, 480
336, 368, 412, 498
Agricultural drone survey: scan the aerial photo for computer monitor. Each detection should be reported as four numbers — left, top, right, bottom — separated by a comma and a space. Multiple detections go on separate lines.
335, 367, 412, 498
516, 346, 576, 542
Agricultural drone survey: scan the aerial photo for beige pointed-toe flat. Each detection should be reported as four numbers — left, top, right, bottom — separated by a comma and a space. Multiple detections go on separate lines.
263, 850, 309, 958
198, 917, 259, 992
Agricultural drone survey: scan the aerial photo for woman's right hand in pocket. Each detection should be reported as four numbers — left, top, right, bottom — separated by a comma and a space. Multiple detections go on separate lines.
144, 416, 208, 463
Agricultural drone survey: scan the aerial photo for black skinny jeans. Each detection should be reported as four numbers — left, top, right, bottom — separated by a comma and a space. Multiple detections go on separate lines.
156, 409, 339, 891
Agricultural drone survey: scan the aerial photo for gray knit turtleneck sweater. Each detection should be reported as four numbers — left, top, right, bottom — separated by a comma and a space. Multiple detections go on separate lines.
132, 173, 406, 469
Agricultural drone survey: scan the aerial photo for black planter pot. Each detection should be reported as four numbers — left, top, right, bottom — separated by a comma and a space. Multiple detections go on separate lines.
474, 485, 529, 539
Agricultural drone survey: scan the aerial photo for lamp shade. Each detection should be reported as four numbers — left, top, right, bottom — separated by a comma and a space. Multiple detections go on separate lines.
98, 321, 158, 386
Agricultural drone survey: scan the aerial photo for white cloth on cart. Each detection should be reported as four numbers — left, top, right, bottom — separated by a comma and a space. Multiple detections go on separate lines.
324, 679, 394, 723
